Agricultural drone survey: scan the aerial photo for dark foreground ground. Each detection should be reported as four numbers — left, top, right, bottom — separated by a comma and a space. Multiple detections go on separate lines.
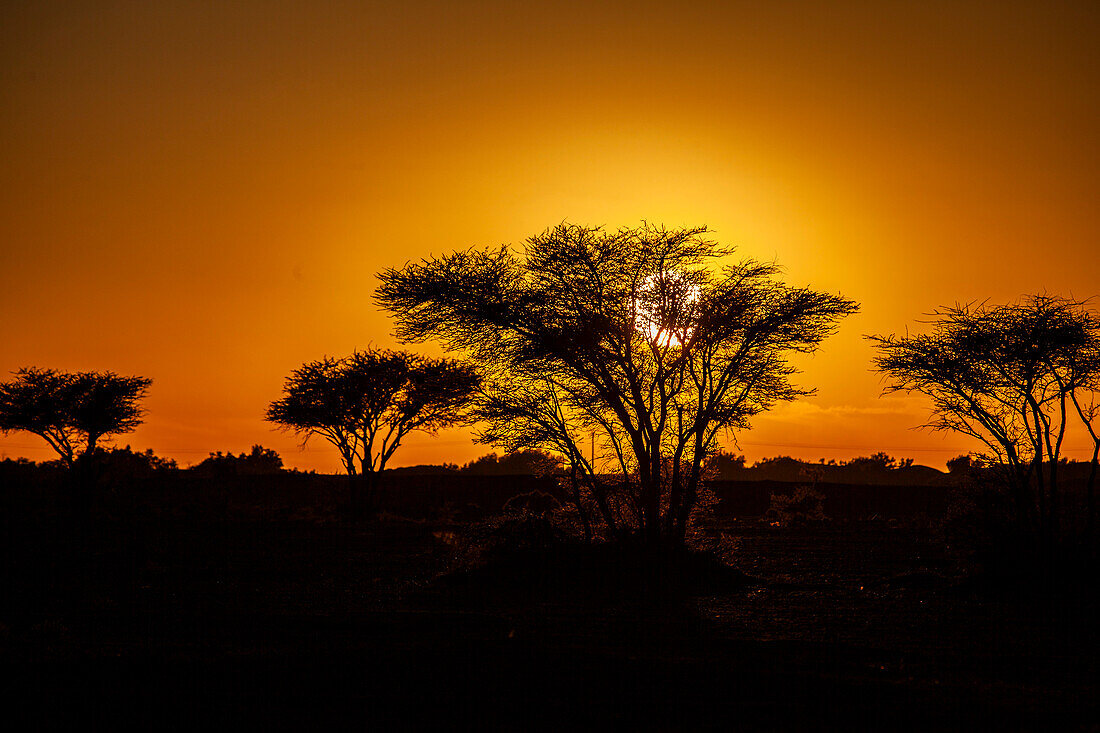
2, 501, 1097, 730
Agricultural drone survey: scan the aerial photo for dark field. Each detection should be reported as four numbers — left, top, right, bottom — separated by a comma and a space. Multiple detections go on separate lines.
2, 477, 1097, 730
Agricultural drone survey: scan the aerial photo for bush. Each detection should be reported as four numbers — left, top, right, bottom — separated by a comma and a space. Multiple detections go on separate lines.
946, 454, 973, 475
451, 513, 582, 570
460, 450, 563, 476
502, 489, 561, 516
704, 451, 746, 479
766, 485, 826, 525
191, 445, 283, 477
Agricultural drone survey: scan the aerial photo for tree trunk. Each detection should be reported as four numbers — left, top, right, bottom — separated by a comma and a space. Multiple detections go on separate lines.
73, 438, 100, 524
569, 465, 592, 542
352, 469, 377, 521
665, 467, 682, 537
1009, 462, 1034, 536
1087, 442, 1098, 538
587, 477, 618, 537
645, 476, 661, 547
1031, 452, 1047, 545
672, 457, 704, 545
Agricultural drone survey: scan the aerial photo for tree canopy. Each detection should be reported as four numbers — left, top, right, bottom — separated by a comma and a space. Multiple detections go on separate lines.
0, 367, 152, 468
869, 295, 1100, 537
265, 348, 479, 478
377, 223, 858, 546
460, 449, 563, 476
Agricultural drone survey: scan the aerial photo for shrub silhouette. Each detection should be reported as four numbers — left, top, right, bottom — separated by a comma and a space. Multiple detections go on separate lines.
767, 485, 827, 525
462, 450, 562, 476
192, 445, 283, 477
502, 489, 561, 516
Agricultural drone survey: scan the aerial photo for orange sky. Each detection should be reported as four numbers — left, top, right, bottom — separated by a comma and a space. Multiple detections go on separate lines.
2, 1, 1098, 471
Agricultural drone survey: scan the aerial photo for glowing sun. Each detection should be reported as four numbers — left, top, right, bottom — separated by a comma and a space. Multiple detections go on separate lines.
634, 270, 700, 347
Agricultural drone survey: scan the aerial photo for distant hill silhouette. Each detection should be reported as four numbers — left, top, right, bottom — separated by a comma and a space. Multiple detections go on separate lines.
385, 464, 459, 476
710, 453, 955, 486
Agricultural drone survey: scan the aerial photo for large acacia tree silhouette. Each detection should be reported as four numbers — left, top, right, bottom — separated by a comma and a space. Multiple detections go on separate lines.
377, 223, 858, 548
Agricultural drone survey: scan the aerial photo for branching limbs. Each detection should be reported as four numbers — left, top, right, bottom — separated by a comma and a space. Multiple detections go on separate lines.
869, 296, 1100, 538
377, 222, 857, 547
266, 349, 479, 480
0, 367, 151, 470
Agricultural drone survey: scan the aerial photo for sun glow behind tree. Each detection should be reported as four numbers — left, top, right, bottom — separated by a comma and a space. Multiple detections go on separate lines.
634, 271, 701, 348
377, 223, 859, 547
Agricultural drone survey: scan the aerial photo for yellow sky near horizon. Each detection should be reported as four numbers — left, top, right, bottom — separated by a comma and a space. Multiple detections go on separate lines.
2, 1, 1098, 471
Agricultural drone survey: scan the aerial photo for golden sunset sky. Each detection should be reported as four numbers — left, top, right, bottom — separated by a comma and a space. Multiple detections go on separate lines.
2, 1, 1098, 471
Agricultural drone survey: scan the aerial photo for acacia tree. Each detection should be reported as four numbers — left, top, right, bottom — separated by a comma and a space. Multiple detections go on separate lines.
266, 348, 479, 497
869, 295, 1100, 540
0, 367, 152, 469
377, 223, 858, 547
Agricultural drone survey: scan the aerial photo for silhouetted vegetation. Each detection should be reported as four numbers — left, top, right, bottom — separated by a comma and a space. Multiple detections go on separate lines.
460, 449, 562, 475
766, 485, 827, 525
377, 223, 858, 550
2, 437, 1096, 728
266, 348, 479, 513
704, 450, 747, 479
0, 368, 151, 470
711, 452, 938, 485
871, 295, 1100, 577
94, 445, 178, 478
3, 254, 1096, 730
946, 453, 974, 475
191, 445, 283, 477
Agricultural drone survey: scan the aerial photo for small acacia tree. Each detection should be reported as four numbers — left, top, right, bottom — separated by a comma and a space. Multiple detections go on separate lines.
266, 348, 479, 502
869, 295, 1100, 541
377, 223, 858, 548
0, 367, 152, 469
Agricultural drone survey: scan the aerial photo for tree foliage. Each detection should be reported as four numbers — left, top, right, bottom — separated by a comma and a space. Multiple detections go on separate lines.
0, 367, 152, 468
844, 452, 913, 471
377, 223, 858, 546
869, 295, 1100, 538
703, 450, 747, 479
460, 449, 563, 475
265, 348, 479, 478
946, 454, 973, 475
